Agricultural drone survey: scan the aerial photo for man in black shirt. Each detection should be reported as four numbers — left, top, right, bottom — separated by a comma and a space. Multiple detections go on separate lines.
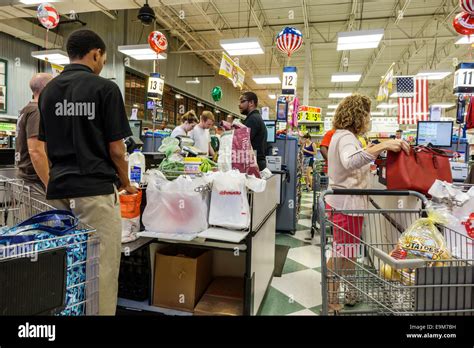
239, 91, 268, 170
38, 29, 136, 315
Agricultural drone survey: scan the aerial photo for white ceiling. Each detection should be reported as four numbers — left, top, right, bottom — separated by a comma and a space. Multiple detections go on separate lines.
0, 0, 468, 113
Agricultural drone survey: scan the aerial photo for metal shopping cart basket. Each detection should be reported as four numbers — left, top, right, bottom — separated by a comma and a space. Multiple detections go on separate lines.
0, 177, 99, 316
311, 168, 329, 238
319, 189, 474, 316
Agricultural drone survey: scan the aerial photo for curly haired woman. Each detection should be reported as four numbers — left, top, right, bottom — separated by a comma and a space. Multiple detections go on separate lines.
325, 94, 409, 313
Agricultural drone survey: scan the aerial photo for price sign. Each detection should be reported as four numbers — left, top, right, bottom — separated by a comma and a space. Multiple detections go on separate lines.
282, 66, 297, 95
147, 73, 165, 98
453, 63, 474, 95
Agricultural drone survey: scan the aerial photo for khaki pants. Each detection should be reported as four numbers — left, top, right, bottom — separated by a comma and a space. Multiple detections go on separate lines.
49, 188, 122, 316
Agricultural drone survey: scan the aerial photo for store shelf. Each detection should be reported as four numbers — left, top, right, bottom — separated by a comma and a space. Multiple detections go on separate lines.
298, 121, 324, 124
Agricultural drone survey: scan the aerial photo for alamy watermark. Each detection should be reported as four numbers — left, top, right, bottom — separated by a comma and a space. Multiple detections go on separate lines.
55, 100, 96, 120
0, 242, 38, 262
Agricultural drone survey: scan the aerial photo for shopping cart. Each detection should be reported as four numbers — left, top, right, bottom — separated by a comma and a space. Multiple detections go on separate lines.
311, 166, 329, 239
0, 177, 99, 315
319, 189, 474, 316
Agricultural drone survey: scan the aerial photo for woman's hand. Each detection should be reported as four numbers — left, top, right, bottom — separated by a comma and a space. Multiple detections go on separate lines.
383, 139, 410, 155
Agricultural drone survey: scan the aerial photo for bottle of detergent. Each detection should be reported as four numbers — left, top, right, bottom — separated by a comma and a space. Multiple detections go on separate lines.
128, 149, 146, 185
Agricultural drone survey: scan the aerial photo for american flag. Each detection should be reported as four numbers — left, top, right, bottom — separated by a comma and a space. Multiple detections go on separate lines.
396, 76, 429, 125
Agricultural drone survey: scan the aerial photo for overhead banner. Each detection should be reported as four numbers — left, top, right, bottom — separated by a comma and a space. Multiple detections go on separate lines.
219, 53, 245, 89
50, 63, 64, 77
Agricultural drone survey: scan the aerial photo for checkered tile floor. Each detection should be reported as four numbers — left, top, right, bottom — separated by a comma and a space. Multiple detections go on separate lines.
259, 191, 322, 316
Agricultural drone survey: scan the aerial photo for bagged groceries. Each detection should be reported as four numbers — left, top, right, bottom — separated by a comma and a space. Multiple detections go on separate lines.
207, 170, 266, 229
120, 190, 142, 243
218, 122, 260, 178
381, 209, 452, 284
142, 171, 210, 234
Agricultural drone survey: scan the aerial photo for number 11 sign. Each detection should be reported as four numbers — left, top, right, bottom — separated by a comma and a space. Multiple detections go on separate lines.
453, 62, 474, 95
282, 66, 297, 96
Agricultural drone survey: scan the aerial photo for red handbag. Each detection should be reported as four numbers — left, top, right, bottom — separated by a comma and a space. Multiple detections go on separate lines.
385, 145, 453, 195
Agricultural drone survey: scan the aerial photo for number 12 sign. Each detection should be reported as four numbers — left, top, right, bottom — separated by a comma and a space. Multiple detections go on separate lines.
282, 66, 297, 95
453, 62, 474, 95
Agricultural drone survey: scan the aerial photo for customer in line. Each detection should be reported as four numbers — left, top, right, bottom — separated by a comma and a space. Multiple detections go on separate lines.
326, 94, 409, 313
38, 29, 137, 315
302, 133, 317, 191
319, 129, 335, 161
16, 73, 52, 198
239, 91, 267, 170
189, 110, 215, 156
170, 110, 198, 138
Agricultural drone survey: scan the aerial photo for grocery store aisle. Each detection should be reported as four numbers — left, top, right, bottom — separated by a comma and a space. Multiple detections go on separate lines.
259, 191, 322, 315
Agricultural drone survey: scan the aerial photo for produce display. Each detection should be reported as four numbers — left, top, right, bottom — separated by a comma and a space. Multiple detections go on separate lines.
199, 158, 217, 173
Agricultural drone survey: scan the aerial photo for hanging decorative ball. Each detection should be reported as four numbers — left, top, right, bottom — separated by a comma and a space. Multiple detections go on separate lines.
276, 27, 303, 57
37, 3, 60, 30
460, 0, 474, 15
148, 31, 168, 54
453, 12, 474, 36
211, 86, 222, 102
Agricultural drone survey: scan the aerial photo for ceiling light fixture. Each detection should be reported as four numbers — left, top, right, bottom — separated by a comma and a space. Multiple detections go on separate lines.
175, 94, 183, 99
197, 102, 204, 107
185, 77, 200, 84
118, 45, 167, 60
268, 94, 276, 99
253, 75, 281, 84
415, 71, 452, 80
328, 92, 352, 98
327, 112, 336, 116
431, 103, 456, 109
331, 73, 362, 83
370, 112, 386, 116
455, 36, 474, 44
20, 0, 59, 3
377, 103, 398, 109
337, 29, 384, 51
219, 37, 264, 56
31, 50, 70, 65
327, 104, 339, 109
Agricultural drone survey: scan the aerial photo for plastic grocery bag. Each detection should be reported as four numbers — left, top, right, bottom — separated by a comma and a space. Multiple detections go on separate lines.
218, 123, 260, 178
142, 174, 209, 234
208, 171, 266, 229
120, 190, 142, 243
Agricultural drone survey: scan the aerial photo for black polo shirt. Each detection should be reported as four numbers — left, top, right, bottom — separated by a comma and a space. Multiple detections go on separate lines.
38, 64, 132, 200
243, 109, 268, 170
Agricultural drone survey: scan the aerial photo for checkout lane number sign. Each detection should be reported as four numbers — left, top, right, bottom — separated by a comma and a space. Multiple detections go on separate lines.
148, 75, 165, 98
453, 62, 474, 94
282, 66, 297, 95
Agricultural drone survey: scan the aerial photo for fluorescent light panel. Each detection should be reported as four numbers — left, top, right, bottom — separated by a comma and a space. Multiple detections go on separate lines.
455, 36, 474, 44
377, 103, 398, 109
337, 29, 384, 51
327, 104, 339, 109
20, 0, 59, 3
327, 112, 336, 116
370, 112, 386, 116
416, 71, 451, 80
268, 94, 276, 99
31, 50, 70, 65
253, 75, 281, 84
186, 78, 200, 84
328, 92, 351, 98
331, 73, 362, 82
431, 103, 455, 108
118, 45, 167, 60
219, 37, 264, 56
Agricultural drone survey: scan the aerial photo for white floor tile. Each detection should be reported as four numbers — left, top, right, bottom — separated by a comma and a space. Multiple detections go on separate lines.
298, 219, 312, 228
287, 244, 321, 268
287, 309, 316, 316
271, 269, 322, 308
293, 229, 311, 242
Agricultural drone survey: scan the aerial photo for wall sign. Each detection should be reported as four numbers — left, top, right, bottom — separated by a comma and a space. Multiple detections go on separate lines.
453, 62, 474, 95
282, 66, 297, 95
0, 59, 7, 113
147, 73, 165, 99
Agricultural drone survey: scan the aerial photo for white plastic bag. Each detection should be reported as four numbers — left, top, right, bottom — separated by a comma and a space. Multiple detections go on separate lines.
208, 171, 266, 230
142, 175, 209, 234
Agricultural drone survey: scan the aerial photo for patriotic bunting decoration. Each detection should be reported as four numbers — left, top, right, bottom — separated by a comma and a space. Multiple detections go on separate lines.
276, 27, 303, 57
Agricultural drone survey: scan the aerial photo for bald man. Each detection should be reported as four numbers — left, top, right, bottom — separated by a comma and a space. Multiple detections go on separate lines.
16, 73, 52, 198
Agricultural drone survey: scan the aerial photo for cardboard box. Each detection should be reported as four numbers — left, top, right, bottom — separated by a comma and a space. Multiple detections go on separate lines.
194, 277, 244, 316
152, 246, 212, 312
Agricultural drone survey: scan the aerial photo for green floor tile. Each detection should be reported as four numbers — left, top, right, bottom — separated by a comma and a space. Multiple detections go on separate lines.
282, 258, 310, 275
309, 304, 322, 315
276, 234, 309, 248
296, 223, 311, 231
313, 266, 322, 273
299, 214, 312, 220
258, 287, 306, 315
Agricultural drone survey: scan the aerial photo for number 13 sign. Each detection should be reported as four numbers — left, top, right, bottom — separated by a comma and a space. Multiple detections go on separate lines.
282, 66, 297, 95
453, 62, 474, 95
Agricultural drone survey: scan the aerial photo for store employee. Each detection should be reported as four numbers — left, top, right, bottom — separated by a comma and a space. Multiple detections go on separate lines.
38, 29, 136, 316
239, 91, 268, 170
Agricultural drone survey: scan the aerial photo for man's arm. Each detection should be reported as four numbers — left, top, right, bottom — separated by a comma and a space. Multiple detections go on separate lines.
109, 140, 137, 194
28, 138, 49, 187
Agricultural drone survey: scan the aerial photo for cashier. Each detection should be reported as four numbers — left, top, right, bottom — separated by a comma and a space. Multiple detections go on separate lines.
239, 92, 267, 170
